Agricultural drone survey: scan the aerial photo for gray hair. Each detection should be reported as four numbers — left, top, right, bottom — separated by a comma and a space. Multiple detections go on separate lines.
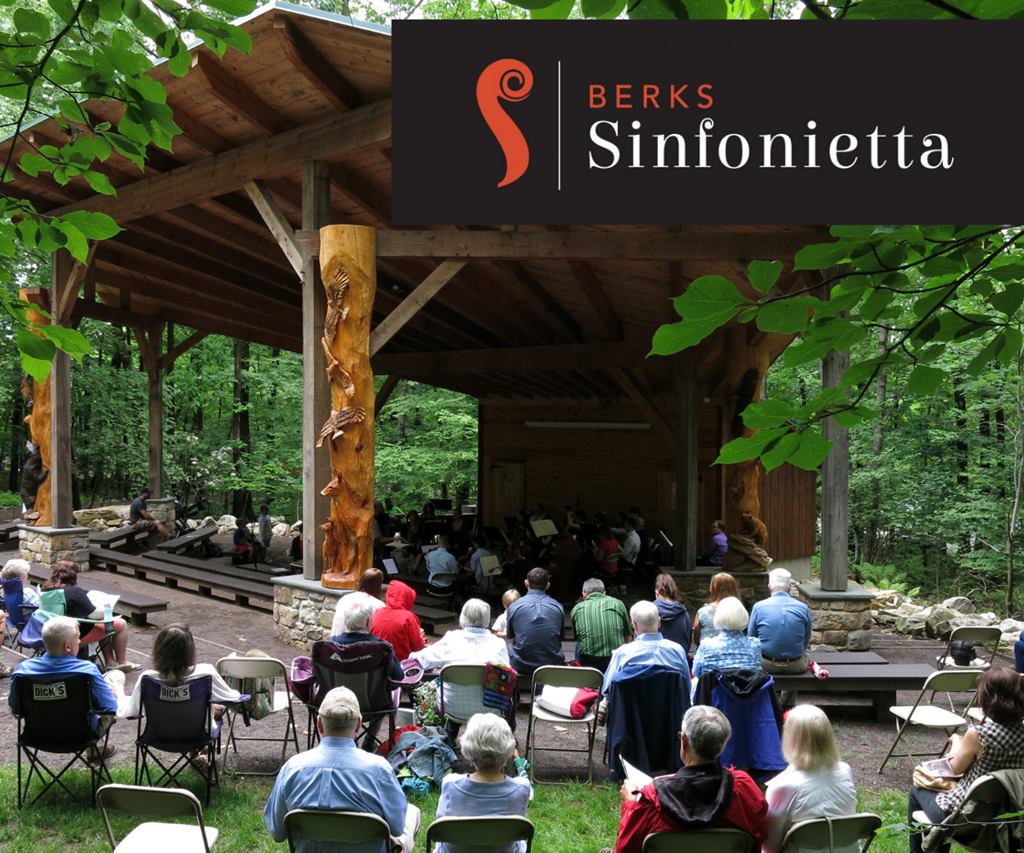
460, 713, 516, 768
712, 596, 749, 632
630, 600, 660, 634
345, 598, 377, 632
768, 568, 792, 592
42, 616, 80, 654
460, 598, 491, 629
2, 558, 30, 580
319, 686, 361, 735
682, 705, 732, 760
582, 578, 605, 596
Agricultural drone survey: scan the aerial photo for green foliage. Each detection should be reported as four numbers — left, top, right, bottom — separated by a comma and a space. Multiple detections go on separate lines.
0, 489, 20, 507
857, 562, 921, 597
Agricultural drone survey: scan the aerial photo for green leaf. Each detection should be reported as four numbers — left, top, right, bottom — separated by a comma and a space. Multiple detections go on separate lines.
651, 275, 746, 355
21, 352, 52, 384
168, 40, 192, 77
504, 0, 563, 9
906, 365, 945, 396
787, 430, 834, 470
683, 0, 728, 16
47, 0, 76, 23
17, 325, 56, 363
998, 327, 1023, 365
82, 170, 116, 195
832, 407, 875, 428
989, 264, 1024, 283
53, 221, 89, 262
628, 0, 687, 17
860, 288, 895, 322
761, 430, 802, 472
532, 0, 575, 17
40, 325, 92, 361
748, 260, 782, 296
713, 428, 786, 465
793, 241, 851, 271
966, 334, 1004, 377
742, 399, 798, 430
59, 210, 121, 239
921, 255, 965, 277
756, 298, 814, 334
581, 0, 619, 13
991, 283, 1024, 317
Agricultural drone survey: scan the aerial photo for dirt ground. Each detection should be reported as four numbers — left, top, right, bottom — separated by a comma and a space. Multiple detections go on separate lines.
0, 542, 997, 791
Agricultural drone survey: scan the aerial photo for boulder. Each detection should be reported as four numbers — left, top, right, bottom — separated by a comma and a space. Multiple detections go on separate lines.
926, 607, 960, 640
873, 609, 901, 627
73, 508, 122, 525
272, 522, 290, 537
942, 596, 974, 614
216, 514, 237, 536
896, 611, 931, 637
1001, 619, 1024, 635
198, 516, 217, 529
87, 519, 108, 531
1002, 632, 1021, 648
951, 613, 1001, 630
288, 521, 303, 535
871, 589, 904, 610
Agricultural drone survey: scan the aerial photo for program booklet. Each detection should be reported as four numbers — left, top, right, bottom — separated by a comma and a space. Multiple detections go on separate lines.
919, 757, 961, 779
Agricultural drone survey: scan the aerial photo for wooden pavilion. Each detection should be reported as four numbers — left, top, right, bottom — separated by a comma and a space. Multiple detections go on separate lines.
1, 1, 827, 583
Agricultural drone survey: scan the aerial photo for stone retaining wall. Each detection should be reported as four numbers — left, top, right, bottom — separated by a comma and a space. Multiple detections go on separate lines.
794, 582, 875, 651
668, 568, 771, 612
273, 575, 348, 650
19, 525, 91, 575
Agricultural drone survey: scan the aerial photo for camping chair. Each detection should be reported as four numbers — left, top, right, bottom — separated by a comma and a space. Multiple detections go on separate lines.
2, 575, 38, 651
97, 784, 219, 853
937, 627, 1003, 672
425, 816, 534, 852
284, 809, 393, 853
642, 827, 754, 853
20, 587, 116, 665
215, 655, 299, 775
878, 669, 983, 773
134, 675, 221, 806
778, 813, 882, 853
914, 772, 1024, 853
15, 673, 113, 808
525, 665, 603, 784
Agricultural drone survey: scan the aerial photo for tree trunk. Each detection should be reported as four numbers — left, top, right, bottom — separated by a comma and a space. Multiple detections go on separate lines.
954, 380, 969, 487
231, 339, 251, 519
865, 324, 888, 568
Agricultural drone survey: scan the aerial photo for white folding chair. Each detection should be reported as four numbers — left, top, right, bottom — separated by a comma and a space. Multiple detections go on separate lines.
425, 816, 534, 852
778, 813, 882, 853
914, 772, 1024, 853
284, 809, 392, 853
97, 784, 218, 853
937, 627, 1002, 671
525, 665, 603, 784
643, 827, 753, 853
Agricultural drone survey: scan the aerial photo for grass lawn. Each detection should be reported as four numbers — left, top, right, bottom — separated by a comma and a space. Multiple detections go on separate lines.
0, 764, 933, 853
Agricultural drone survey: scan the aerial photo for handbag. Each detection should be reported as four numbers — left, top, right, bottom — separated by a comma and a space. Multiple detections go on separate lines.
950, 640, 976, 666
913, 764, 958, 793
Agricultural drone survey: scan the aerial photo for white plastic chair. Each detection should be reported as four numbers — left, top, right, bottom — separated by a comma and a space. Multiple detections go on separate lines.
97, 784, 218, 853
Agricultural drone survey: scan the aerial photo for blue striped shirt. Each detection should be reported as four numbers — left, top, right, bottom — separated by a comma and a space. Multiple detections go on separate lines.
692, 630, 763, 677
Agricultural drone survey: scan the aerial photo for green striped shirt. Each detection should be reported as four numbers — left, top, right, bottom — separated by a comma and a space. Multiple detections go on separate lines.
571, 593, 632, 658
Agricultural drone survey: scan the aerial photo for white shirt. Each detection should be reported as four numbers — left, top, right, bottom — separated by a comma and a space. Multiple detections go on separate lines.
410, 626, 509, 720
329, 591, 386, 637
117, 662, 241, 719
763, 762, 858, 853
621, 530, 641, 563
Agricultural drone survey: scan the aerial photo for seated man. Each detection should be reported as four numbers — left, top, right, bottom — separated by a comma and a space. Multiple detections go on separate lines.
325, 598, 404, 751
571, 578, 632, 672
265, 686, 421, 853
748, 568, 812, 675
696, 520, 728, 567
614, 705, 768, 853
425, 534, 458, 593
130, 486, 170, 539
233, 517, 266, 563
8, 615, 118, 761
602, 600, 690, 696
506, 567, 566, 678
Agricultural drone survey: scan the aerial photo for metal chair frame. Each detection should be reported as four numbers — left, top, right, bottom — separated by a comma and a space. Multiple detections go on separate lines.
425, 815, 534, 852
97, 783, 219, 853
525, 665, 603, 785
284, 809, 393, 853
778, 813, 883, 853
642, 827, 754, 853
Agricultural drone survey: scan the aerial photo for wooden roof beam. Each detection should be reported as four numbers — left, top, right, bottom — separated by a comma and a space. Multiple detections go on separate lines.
608, 367, 676, 444
158, 329, 209, 371
375, 373, 401, 414
164, 205, 294, 273
497, 259, 584, 344
274, 16, 362, 112
545, 225, 623, 342
53, 243, 95, 325
243, 180, 304, 277
192, 52, 291, 136
329, 162, 391, 228
70, 296, 162, 333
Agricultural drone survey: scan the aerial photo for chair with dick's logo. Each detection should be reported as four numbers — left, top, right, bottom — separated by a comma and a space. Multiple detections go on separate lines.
15, 673, 113, 808
134, 675, 221, 805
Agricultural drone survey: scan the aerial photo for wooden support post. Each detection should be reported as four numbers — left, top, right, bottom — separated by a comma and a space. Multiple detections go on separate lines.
302, 160, 332, 581
675, 365, 698, 572
50, 250, 74, 528
318, 225, 377, 588
375, 374, 400, 414
148, 327, 164, 497
821, 270, 851, 591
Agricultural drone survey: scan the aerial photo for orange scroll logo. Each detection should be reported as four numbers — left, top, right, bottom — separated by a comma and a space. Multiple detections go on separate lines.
476, 59, 534, 188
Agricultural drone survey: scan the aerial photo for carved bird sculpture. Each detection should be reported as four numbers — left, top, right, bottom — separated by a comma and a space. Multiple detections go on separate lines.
321, 338, 356, 398
323, 269, 350, 343
316, 406, 366, 448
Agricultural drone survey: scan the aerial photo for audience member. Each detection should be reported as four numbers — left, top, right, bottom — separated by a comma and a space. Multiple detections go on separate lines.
602, 600, 690, 696
233, 517, 265, 563
506, 568, 566, 677
763, 705, 857, 853
129, 486, 170, 539
426, 534, 459, 592
412, 599, 510, 737
696, 520, 729, 567
653, 574, 693, 651
1017, 631, 1024, 674
8, 615, 119, 762
748, 569, 812, 675
3, 557, 40, 608
436, 714, 532, 853
371, 579, 425, 663
691, 597, 762, 678
593, 526, 622, 575
264, 686, 421, 853
614, 705, 768, 853
258, 503, 273, 554
620, 518, 641, 566
692, 572, 740, 647
909, 667, 1024, 853
42, 560, 138, 672
492, 589, 521, 640
330, 568, 386, 637
467, 534, 495, 589
571, 578, 632, 672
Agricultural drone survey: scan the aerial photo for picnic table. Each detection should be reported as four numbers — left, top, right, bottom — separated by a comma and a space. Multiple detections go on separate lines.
154, 527, 216, 556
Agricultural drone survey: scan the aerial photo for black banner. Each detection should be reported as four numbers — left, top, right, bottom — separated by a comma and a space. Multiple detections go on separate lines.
393, 21, 1021, 224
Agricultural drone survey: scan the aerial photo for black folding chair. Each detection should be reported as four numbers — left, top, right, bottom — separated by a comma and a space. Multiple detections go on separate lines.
15, 673, 113, 807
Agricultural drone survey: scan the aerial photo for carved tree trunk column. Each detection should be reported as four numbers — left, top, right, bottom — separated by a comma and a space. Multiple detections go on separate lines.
19, 289, 52, 527
318, 225, 377, 589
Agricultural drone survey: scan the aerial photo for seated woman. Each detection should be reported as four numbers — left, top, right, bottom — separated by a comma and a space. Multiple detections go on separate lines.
3, 558, 40, 609
909, 667, 1024, 853
42, 560, 139, 672
371, 579, 425, 663
763, 705, 857, 853
330, 568, 386, 637
653, 574, 692, 651
690, 596, 761, 678
435, 713, 532, 853
692, 572, 741, 648
410, 599, 509, 737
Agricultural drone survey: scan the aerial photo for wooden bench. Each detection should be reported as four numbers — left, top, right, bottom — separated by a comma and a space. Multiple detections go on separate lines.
411, 603, 458, 629
236, 562, 292, 577
27, 564, 169, 626
810, 651, 889, 666
772, 663, 935, 721
89, 546, 273, 610
154, 527, 216, 556
149, 551, 285, 586
0, 519, 23, 545
90, 525, 152, 551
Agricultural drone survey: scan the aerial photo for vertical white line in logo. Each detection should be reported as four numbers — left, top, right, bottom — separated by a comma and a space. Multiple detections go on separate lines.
558, 60, 562, 192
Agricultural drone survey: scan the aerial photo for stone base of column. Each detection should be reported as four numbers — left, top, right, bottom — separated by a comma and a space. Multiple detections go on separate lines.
667, 567, 770, 612
145, 496, 176, 528
795, 581, 876, 651
19, 524, 91, 574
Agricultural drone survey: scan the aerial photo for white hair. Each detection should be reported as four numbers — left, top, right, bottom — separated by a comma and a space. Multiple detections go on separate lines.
682, 705, 731, 760
319, 686, 361, 734
460, 599, 491, 629
582, 578, 605, 596
630, 599, 660, 634
460, 713, 516, 768
769, 568, 792, 592
42, 616, 79, 654
345, 599, 377, 632
2, 558, 30, 580
712, 597, 749, 632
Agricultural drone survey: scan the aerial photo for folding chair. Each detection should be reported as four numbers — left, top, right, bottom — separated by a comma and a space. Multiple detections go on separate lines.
914, 772, 1024, 853
426, 815, 534, 852
97, 783, 219, 852
21, 588, 116, 665
878, 669, 983, 773
438, 663, 497, 727
427, 572, 460, 609
15, 673, 113, 808
778, 813, 882, 853
642, 827, 754, 853
215, 655, 299, 775
525, 665, 603, 784
134, 675, 221, 806
2, 575, 38, 652
937, 627, 1003, 672
284, 809, 392, 853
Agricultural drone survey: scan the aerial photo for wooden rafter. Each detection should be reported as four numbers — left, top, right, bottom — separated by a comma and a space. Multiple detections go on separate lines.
71, 297, 161, 333
158, 329, 209, 371
369, 259, 468, 356
274, 16, 361, 112
192, 51, 291, 135
329, 162, 391, 228
54, 242, 95, 324
375, 373, 401, 414
608, 367, 676, 444
496, 259, 584, 343
244, 180, 304, 276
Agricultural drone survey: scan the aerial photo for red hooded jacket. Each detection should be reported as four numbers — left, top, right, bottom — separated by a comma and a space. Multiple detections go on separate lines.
371, 580, 425, 662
